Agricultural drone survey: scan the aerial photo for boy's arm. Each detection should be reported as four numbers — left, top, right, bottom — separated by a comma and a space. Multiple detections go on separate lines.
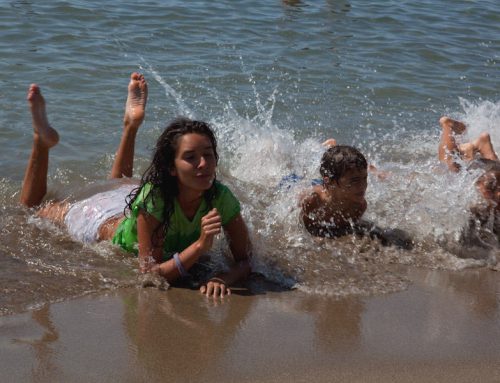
353, 220, 413, 250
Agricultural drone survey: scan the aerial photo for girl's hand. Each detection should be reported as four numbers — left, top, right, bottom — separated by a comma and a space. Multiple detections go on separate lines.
139, 255, 159, 273
200, 277, 231, 298
197, 208, 222, 253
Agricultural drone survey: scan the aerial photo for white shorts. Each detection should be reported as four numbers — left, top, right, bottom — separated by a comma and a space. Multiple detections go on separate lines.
64, 184, 135, 243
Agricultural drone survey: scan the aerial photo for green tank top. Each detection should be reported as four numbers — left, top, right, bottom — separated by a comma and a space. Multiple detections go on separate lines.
112, 181, 240, 261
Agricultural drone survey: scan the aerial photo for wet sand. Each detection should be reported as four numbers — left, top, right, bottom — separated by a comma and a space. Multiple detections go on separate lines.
1, 267, 500, 383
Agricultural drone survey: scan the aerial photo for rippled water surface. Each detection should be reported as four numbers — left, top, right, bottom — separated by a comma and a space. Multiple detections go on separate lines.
0, 1, 499, 314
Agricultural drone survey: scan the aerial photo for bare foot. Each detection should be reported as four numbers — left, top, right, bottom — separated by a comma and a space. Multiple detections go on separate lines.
322, 138, 337, 147
27, 84, 59, 148
439, 116, 466, 135
124, 72, 148, 129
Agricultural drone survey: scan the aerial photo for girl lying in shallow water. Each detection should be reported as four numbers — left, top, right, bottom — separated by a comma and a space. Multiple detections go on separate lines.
20, 73, 252, 298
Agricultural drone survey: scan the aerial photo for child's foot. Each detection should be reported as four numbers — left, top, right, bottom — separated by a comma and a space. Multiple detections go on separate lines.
322, 138, 337, 147
439, 116, 466, 135
124, 72, 148, 129
27, 84, 59, 148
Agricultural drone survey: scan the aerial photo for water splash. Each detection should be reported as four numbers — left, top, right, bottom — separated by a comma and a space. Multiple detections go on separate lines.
459, 98, 500, 145
139, 58, 193, 118
207, 94, 499, 294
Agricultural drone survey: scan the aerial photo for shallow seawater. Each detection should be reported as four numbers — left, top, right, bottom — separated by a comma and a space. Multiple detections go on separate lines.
0, 1, 499, 314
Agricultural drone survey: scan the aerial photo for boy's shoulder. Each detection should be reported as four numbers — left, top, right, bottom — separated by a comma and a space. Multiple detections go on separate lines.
300, 186, 336, 236
300, 185, 329, 211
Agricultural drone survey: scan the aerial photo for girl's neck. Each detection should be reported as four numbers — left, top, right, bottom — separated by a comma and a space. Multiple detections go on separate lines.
176, 185, 205, 221
176, 184, 204, 208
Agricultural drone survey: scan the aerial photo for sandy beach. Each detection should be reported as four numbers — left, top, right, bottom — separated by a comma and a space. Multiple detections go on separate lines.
1, 267, 500, 383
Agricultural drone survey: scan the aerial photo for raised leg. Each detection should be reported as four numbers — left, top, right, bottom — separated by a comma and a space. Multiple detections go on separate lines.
438, 116, 466, 172
109, 72, 148, 179
458, 142, 475, 161
472, 132, 498, 161
20, 84, 59, 208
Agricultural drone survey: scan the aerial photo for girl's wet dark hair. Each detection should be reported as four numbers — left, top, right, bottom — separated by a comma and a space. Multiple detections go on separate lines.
125, 117, 219, 245
320, 145, 367, 181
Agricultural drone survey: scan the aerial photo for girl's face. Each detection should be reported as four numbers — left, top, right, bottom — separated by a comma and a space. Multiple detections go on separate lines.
171, 133, 217, 192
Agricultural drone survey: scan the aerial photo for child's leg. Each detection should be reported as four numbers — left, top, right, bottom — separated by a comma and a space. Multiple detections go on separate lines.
36, 200, 70, 224
472, 132, 498, 161
109, 72, 148, 179
438, 116, 466, 172
458, 142, 475, 161
20, 85, 59, 208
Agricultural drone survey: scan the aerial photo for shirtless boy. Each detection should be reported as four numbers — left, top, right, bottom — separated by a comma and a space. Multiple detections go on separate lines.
300, 144, 368, 237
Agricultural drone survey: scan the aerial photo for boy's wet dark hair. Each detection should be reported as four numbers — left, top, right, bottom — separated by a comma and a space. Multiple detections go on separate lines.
320, 145, 367, 181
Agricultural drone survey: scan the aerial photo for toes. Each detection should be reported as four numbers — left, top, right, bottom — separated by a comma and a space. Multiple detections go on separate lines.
439, 116, 450, 126
27, 84, 41, 100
